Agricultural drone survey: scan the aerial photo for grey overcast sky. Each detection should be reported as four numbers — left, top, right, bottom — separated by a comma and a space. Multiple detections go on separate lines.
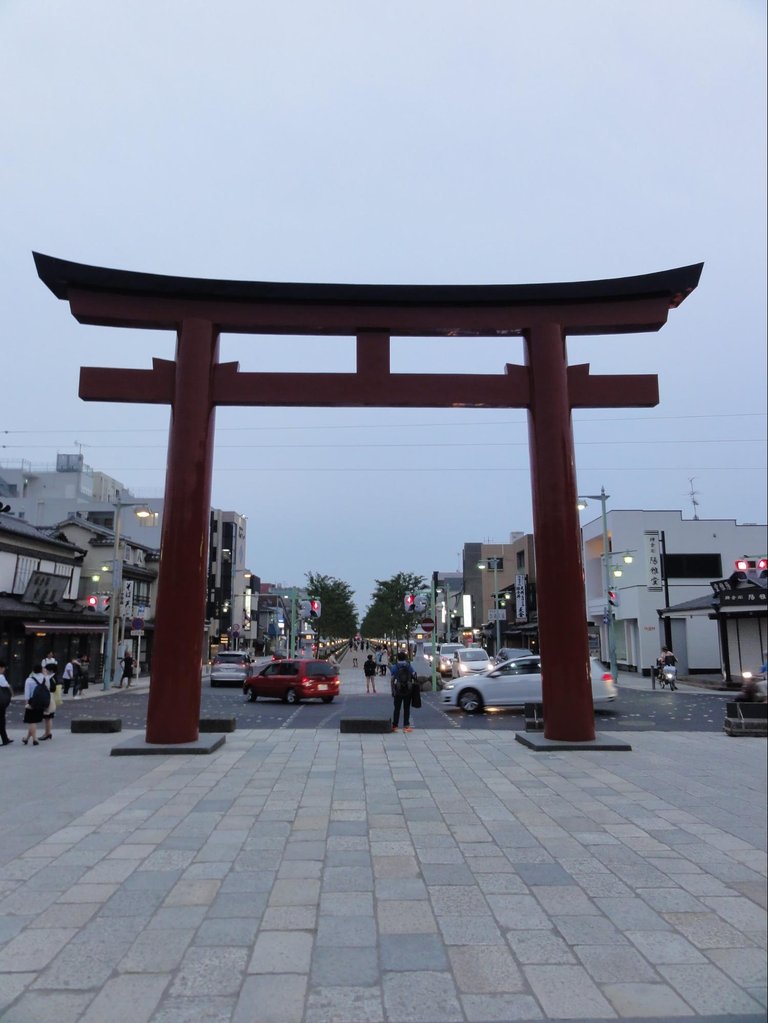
1, 0, 766, 615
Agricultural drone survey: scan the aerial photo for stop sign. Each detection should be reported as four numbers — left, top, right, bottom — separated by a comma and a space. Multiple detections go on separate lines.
421, 617, 435, 633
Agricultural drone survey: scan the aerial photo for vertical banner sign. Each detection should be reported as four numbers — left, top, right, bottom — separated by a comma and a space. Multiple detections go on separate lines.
644, 531, 663, 590
515, 574, 528, 622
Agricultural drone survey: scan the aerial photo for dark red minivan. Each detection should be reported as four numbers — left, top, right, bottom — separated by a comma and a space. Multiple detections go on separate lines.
243, 659, 340, 705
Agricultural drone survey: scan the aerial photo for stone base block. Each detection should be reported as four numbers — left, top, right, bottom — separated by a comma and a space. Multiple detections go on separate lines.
111, 734, 226, 756
515, 731, 632, 752
199, 717, 237, 732
71, 719, 122, 733
339, 718, 392, 734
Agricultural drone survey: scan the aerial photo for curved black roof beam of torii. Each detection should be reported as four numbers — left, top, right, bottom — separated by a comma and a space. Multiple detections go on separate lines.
33, 253, 703, 411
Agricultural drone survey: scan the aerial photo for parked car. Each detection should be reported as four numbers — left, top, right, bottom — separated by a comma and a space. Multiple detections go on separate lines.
438, 643, 466, 675
243, 658, 340, 704
451, 647, 493, 677
210, 652, 251, 688
441, 655, 617, 713
494, 647, 532, 664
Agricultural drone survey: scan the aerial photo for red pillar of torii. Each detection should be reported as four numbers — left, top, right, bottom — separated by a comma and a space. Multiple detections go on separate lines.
34, 254, 702, 744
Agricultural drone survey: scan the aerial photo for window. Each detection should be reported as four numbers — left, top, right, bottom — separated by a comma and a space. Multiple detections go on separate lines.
87, 511, 115, 530
664, 554, 722, 579
516, 551, 525, 570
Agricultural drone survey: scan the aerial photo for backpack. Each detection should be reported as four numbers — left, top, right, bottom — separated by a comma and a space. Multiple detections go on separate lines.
395, 663, 412, 696
29, 680, 51, 712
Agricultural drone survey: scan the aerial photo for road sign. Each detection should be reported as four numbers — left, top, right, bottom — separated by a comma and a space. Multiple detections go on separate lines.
131, 617, 144, 631
130, 629, 144, 638
421, 617, 435, 632
488, 609, 506, 621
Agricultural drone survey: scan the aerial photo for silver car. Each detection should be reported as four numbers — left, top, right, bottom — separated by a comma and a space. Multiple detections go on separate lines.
210, 652, 251, 688
441, 655, 617, 713
438, 643, 466, 675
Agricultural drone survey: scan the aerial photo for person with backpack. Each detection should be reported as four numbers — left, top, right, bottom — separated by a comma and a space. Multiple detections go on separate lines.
0, 659, 13, 745
363, 654, 378, 694
40, 663, 57, 741
389, 651, 417, 733
22, 663, 49, 746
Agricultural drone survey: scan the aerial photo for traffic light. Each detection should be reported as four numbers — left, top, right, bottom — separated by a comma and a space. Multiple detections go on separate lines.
309, 598, 321, 618
97, 595, 111, 612
87, 595, 98, 608
298, 599, 311, 617
404, 593, 415, 613
414, 593, 428, 614
608, 590, 618, 607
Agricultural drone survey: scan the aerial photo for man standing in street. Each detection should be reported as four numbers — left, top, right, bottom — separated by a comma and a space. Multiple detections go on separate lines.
389, 651, 417, 733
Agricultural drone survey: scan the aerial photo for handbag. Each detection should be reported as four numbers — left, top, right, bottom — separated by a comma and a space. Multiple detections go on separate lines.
410, 682, 422, 709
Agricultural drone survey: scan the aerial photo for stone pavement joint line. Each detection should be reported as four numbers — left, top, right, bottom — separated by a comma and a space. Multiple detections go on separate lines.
0, 727, 765, 1023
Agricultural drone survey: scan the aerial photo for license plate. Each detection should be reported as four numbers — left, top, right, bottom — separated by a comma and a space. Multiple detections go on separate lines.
318, 683, 328, 691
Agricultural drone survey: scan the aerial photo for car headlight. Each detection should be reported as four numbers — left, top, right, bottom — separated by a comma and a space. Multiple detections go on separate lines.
442, 683, 454, 691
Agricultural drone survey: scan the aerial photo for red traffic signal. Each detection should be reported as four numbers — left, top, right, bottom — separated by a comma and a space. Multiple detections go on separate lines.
87, 595, 98, 608
309, 598, 321, 618
404, 593, 415, 612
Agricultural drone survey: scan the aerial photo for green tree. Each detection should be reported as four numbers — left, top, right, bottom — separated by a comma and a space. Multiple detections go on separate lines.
305, 572, 358, 646
360, 571, 426, 645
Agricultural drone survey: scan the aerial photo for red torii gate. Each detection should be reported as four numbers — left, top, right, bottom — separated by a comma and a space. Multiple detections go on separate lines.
34, 254, 702, 745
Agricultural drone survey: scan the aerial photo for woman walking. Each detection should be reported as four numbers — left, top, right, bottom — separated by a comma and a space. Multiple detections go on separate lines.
40, 663, 57, 741
0, 660, 13, 745
22, 664, 47, 746
363, 654, 377, 693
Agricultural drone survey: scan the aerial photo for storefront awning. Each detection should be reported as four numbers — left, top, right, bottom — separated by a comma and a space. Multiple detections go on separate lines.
23, 622, 108, 634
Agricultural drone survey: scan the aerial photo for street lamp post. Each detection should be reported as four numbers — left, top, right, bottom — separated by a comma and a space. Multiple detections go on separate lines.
577, 487, 633, 685
102, 499, 151, 690
477, 558, 502, 655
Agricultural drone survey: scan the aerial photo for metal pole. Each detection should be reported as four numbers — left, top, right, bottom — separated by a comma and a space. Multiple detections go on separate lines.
431, 575, 438, 692
599, 487, 618, 683
289, 589, 297, 658
493, 559, 501, 655
102, 502, 122, 690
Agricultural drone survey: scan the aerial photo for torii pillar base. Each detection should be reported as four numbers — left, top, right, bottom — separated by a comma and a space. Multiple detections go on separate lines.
516, 732, 632, 752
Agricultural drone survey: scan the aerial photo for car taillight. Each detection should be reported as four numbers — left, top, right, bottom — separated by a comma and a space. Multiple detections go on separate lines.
300, 676, 310, 686
602, 673, 614, 683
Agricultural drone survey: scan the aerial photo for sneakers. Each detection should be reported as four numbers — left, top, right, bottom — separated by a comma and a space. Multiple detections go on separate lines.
404, 726, 413, 733
391, 725, 398, 732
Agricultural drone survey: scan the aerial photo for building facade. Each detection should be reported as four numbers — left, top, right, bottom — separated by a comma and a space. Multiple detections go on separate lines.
580, 508, 767, 674
0, 512, 109, 688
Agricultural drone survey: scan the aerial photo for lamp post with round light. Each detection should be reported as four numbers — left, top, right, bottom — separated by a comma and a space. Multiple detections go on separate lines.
102, 499, 153, 690
577, 488, 633, 684
477, 557, 502, 655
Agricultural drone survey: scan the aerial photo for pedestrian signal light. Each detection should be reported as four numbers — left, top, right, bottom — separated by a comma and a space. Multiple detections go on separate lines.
404, 593, 415, 613
97, 595, 111, 612
309, 598, 321, 618
608, 590, 618, 607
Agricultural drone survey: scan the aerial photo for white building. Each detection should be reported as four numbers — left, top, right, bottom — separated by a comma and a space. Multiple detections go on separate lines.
580, 508, 767, 675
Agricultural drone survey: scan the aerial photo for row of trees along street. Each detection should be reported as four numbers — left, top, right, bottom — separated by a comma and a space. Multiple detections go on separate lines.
360, 571, 426, 644
304, 572, 358, 646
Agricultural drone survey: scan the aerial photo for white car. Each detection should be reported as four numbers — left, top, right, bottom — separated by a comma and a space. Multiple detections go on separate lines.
441, 655, 617, 713
451, 647, 492, 678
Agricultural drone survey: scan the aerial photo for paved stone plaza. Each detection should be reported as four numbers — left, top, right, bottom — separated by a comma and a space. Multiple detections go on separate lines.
0, 695, 765, 1022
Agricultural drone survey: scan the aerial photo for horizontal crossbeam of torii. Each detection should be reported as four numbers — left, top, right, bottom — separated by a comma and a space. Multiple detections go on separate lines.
34, 253, 702, 745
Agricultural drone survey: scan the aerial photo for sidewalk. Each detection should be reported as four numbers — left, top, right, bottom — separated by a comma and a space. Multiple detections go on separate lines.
0, 695, 765, 1022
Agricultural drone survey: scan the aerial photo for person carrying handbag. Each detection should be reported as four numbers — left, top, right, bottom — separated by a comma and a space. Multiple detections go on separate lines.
390, 652, 417, 732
